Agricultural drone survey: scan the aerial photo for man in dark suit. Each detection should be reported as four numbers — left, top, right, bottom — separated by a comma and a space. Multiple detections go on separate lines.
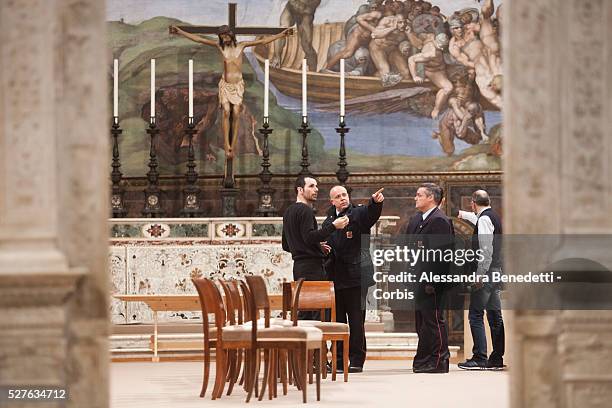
406, 183, 454, 373
322, 185, 384, 373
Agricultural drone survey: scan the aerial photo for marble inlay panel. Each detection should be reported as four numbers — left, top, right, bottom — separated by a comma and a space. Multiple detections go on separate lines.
109, 246, 127, 323
111, 244, 292, 323
253, 223, 283, 237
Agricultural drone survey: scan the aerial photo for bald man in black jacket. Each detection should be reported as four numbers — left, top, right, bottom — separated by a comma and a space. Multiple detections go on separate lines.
322, 185, 384, 372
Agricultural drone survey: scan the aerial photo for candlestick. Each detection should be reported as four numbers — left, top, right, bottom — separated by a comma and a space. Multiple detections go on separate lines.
110, 119, 127, 217
264, 59, 269, 118
143, 120, 165, 217
298, 119, 311, 177
180, 117, 204, 217
255, 120, 277, 216
335, 118, 350, 189
340, 58, 345, 118
113, 59, 119, 118
188, 59, 193, 118
302, 59, 307, 117
150, 59, 155, 118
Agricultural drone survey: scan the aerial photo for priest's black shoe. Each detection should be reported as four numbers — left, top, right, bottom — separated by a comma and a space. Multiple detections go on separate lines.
413, 360, 449, 373
336, 366, 363, 373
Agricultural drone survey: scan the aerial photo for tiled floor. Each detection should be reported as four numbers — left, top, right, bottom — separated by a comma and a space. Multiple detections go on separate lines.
111, 360, 509, 407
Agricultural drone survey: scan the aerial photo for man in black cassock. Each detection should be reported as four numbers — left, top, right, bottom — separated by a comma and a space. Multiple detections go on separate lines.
322, 185, 384, 372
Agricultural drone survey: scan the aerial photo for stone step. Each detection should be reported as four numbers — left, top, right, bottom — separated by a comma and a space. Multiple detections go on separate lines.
367, 345, 460, 359
365, 332, 419, 347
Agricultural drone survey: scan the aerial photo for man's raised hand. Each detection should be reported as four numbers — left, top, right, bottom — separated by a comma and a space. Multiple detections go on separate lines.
372, 188, 385, 203
332, 215, 349, 229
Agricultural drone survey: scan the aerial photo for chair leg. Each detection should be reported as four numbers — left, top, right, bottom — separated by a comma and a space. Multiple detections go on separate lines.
280, 349, 288, 395
258, 349, 269, 401
314, 347, 321, 401
241, 349, 248, 392
200, 344, 211, 398
212, 349, 225, 400
343, 335, 349, 382
225, 350, 233, 383
290, 350, 302, 391
287, 350, 294, 386
220, 350, 231, 399
331, 340, 337, 381
273, 349, 279, 399
268, 349, 275, 400
300, 344, 308, 403
322, 340, 327, 380
245, 348, 257, 403
225, 350, 235, 395
235, 349, 243, 384
254, 349, 261, 397
226, 349, 240, 396
308, 351, 313, 385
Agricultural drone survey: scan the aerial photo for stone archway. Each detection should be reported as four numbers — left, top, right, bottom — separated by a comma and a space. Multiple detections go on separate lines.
504, 0, 612, 407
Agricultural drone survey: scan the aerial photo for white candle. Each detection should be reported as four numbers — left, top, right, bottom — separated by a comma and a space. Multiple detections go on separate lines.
264, 59, 269, 118
188, 59, 193, 118
150, 59, 155, 118
113, 59, 119, 118
302, 59, 307, 118
340, 59, 345, 118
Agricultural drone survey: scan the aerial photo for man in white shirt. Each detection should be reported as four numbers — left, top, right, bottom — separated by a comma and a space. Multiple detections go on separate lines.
457, 190, 506, 371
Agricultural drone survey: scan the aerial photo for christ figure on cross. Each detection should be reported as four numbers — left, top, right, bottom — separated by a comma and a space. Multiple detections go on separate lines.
169, 25, 293, 162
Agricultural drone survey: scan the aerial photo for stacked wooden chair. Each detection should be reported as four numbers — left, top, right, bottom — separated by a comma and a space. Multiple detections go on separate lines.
191, 276, 325, 403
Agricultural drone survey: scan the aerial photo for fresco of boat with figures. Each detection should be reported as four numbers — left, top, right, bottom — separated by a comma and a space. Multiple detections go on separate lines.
253, 22, 498, 110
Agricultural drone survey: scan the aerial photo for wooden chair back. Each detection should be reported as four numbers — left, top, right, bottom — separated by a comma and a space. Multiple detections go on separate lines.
218, 279, 243, 325
244, 275, 271, 327
239, 278, 262, 346
283, 280, 336, 323
192, 278, 226, 341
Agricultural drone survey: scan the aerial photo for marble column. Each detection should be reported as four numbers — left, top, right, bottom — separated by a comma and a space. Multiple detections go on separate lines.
505, 0, 612, 407
0, 0, 109, 407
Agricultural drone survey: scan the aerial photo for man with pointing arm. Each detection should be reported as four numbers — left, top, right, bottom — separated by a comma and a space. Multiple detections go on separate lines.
322, 186, 384, 373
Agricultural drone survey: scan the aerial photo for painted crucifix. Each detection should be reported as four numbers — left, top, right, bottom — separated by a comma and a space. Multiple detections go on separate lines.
169, 3, 293, 188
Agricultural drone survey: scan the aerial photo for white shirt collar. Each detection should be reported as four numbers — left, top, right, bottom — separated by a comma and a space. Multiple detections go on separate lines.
422, 206, 436, 221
